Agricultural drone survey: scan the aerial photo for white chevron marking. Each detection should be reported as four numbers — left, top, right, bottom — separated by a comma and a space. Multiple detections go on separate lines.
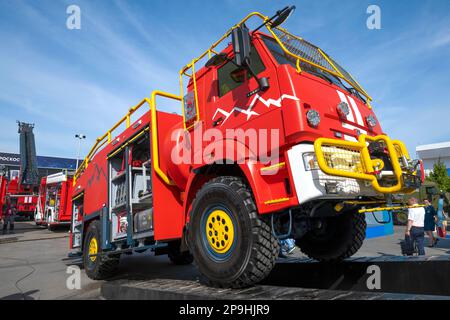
212, 94, 300, 126
213, 107, 259, 124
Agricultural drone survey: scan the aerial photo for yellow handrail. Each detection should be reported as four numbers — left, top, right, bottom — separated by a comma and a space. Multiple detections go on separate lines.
177, 11, 372, 131
73, 98, 152, 185
178, 12, 269, 129
266, 26, 372, 103
150, 90, 181, 186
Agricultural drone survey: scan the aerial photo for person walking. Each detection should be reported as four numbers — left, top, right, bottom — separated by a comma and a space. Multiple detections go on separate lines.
436, 194, 448, 239
405, 197, 426, 256
423, 200, 438, 247
2, 197, 16, 234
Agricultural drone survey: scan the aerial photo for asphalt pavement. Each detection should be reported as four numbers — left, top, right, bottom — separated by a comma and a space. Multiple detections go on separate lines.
0, 220, 449, 300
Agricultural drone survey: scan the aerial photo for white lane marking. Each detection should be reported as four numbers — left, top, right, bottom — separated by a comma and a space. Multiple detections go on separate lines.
347, 95, 364, 126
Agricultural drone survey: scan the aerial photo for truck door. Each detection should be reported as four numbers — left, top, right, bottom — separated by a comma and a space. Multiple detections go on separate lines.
207, 41, 280, 130
71, 194, 84, 249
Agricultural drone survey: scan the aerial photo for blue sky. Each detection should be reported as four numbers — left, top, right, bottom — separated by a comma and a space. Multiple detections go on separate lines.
0, 0, 449, 159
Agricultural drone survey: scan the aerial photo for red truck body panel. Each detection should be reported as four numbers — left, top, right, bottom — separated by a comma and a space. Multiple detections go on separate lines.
6, 178, 38, 217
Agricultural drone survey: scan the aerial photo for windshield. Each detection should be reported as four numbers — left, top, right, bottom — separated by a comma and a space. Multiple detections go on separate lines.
260, 30, 369, 104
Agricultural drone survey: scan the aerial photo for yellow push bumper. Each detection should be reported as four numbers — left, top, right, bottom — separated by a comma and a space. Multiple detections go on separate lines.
314, 134, 419, 194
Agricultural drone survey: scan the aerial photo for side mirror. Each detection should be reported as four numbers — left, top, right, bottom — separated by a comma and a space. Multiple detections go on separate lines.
231, 24, 251, 67
205, 52, 228, 68
270, 6, 296, 29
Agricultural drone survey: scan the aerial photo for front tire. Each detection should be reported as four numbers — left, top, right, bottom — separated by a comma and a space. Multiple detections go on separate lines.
188, 176, 279, 288
83, 220, 120, 280
296, 210, 366, 262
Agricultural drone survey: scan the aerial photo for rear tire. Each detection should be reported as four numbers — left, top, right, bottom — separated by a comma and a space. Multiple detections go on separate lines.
296, 210, 366, 262
83, 220, 120, 280
188, 176, 279, 288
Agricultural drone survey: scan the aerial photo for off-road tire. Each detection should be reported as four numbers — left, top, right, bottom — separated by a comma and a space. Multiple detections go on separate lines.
188, 176, 279, 288
83, 220, 120, 280
168, 242, 194, 265
296, 210, 366, 262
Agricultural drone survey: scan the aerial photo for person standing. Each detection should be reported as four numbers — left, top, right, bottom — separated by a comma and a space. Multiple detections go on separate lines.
423, 200, 438, 247
405, 197, 426, 256
2, 197, 16, 234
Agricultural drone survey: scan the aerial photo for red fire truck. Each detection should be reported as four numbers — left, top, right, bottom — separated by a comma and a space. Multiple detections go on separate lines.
70, 7, 422, 287
35, 172, 73, 230
7, 176, 38, 220
3, 122, 41, 220
0, 169, 8, 220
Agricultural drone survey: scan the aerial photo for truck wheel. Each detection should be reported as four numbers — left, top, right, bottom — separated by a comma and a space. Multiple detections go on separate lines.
83, 220, 120, 280
168, 247, 194, 265
296, 210, 366, 262
47, 214, 54, 231
188, 176, 279, 288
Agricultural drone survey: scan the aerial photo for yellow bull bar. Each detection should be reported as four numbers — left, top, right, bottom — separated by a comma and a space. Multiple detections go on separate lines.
314, 134, 413, 194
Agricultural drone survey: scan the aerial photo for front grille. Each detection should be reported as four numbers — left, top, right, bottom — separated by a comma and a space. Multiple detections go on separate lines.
321, 146, 364, 174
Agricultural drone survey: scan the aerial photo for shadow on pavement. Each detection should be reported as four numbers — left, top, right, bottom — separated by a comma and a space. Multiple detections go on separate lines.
0, 289, 39, 300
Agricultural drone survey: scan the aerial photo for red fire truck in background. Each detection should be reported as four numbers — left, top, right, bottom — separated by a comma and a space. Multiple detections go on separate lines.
7, 175, 38, 220
70, 7, 422, 288
0, 168, 8, 220
2, 122, 41, 220
35, 172, 73, 231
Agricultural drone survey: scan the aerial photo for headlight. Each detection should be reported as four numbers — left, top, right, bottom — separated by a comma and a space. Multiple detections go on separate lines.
366, 115, 377, 128
303, 152, 319, 171
336, 101, 350, 119
306, 109, 320, 127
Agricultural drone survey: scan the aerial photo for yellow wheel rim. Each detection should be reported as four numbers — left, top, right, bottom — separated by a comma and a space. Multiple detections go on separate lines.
205, 209, 234, 254
88, 237, 98, 262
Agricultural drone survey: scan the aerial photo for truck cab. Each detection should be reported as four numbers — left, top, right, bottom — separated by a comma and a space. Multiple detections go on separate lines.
70, 8, 421, 288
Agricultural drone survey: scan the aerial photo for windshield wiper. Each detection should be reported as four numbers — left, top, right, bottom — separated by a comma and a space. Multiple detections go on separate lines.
331, 76, 366, 102
307, 70, 334, 84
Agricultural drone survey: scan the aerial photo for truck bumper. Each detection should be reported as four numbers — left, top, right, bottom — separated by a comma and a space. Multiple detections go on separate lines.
287, 135, 421, 205
287, 144, 380, 205
314, 134, 421, 194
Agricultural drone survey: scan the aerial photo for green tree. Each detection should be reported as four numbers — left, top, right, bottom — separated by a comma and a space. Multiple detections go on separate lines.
427, 160, 450, 192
